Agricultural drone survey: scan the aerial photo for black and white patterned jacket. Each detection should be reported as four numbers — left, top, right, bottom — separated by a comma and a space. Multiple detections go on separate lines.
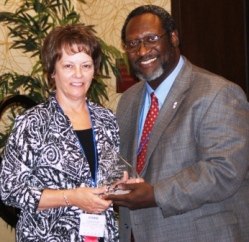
0, 93, 119, 241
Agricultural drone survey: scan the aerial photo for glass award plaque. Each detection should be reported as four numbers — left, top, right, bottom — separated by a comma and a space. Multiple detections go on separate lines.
104, 149, 139, 194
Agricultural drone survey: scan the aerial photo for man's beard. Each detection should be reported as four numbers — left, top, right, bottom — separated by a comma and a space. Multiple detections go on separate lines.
134, 64, 164, 82
130, 53, 170, 82
131, 43, 175, 82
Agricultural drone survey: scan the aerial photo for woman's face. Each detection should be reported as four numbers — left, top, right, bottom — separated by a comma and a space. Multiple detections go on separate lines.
53, 47, 94, 102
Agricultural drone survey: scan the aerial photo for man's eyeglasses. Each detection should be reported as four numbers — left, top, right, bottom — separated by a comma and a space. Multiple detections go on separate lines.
124, 33, 167, 53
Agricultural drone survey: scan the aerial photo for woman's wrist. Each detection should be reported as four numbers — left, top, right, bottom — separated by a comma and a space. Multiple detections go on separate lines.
62, 191, 70, 206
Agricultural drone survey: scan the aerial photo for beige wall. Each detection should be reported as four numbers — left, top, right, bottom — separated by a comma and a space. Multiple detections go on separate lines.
0, 1, 171, 240
0, 219, 15, 242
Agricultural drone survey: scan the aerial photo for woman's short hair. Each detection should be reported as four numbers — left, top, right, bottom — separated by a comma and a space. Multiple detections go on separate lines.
41, 24, 102, 81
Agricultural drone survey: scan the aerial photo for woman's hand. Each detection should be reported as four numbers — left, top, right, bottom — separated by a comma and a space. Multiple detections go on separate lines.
38, 186, 112, 214
126, 177, 144, 184
70, 186, 112, 214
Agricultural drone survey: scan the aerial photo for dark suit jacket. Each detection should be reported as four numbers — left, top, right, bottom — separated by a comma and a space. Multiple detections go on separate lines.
116, 58, 249, 242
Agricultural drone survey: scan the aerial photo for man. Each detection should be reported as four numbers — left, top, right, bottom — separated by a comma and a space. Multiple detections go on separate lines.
106, 5, 249, 242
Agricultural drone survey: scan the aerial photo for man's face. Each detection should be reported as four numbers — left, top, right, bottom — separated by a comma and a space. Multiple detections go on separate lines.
124, 13, 179, 88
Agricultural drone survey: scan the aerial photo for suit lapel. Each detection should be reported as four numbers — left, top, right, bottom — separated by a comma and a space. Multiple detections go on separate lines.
120, 83, 146, 168
131, 85, 147, 168
144, 60, 193, 171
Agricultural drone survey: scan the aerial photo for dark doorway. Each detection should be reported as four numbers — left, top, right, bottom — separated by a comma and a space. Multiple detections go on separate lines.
171, 0, 249, 99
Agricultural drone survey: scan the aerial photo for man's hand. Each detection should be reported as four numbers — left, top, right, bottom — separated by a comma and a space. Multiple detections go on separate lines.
104, 182, 157, 210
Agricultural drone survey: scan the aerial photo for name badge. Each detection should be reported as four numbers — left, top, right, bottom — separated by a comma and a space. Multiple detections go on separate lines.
79, 214, 106, 238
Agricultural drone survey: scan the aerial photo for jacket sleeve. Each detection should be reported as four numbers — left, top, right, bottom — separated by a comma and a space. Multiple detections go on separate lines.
154, 82, 249, 217
0, 115, 43, 213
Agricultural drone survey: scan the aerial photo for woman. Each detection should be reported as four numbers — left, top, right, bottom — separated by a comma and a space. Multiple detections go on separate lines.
0, 24, 119, 241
